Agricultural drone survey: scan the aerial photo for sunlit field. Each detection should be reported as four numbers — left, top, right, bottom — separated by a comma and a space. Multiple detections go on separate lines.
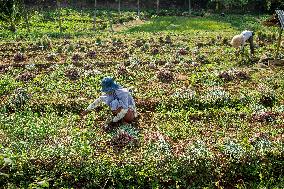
1, 9, 283, 188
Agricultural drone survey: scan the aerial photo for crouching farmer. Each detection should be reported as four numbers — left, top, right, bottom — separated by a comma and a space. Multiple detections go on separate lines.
230, 30, 254, 55
81, 77, 137, 130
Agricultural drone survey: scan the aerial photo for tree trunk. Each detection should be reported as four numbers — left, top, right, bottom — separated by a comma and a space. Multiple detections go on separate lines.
137, 0, 140, 19
188, 0, 192, 15
107, 0, 114, 32
216, 1, 219, 11
57, 1, 63, 34
118, 0, 121, 15
156, 0, 159, 14
93, 0, 97, 30
23, 4, 30, 33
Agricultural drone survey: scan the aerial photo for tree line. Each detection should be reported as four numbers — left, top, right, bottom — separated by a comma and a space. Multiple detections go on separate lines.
1, 0, 283, 33
3, 0, 284, 12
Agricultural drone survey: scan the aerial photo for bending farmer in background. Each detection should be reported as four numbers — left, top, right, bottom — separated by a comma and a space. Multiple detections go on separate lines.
81, 77, 137, 129
230, 30, 254, 55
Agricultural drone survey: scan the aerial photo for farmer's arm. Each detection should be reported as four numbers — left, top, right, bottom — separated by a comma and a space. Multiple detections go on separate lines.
86, 97, 103, 111
112, 92, 129, 122
81, 97, 103, 117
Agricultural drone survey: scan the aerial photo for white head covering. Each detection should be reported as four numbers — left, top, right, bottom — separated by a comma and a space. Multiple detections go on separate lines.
241, 30, 253, 41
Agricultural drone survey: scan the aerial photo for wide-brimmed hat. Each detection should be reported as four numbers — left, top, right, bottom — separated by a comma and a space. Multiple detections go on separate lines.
101, 77, 120, 93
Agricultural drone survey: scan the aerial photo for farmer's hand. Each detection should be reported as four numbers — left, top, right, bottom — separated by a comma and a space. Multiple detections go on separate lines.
80, 110, 89, 118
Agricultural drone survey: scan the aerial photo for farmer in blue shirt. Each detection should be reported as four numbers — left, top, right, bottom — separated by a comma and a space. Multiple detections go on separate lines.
81, 77, 137, 126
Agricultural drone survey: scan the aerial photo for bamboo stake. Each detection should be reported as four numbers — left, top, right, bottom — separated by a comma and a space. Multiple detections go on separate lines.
275, 28, 283, 59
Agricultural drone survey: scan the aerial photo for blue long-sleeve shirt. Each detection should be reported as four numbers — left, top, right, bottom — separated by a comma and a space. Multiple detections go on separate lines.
86, 88, 137, 120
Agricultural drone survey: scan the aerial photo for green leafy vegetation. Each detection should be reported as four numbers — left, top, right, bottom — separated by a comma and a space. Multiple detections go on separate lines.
0, 10, 284, 188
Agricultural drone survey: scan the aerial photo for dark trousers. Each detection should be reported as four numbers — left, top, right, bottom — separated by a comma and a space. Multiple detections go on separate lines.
248, 36, 254, 55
